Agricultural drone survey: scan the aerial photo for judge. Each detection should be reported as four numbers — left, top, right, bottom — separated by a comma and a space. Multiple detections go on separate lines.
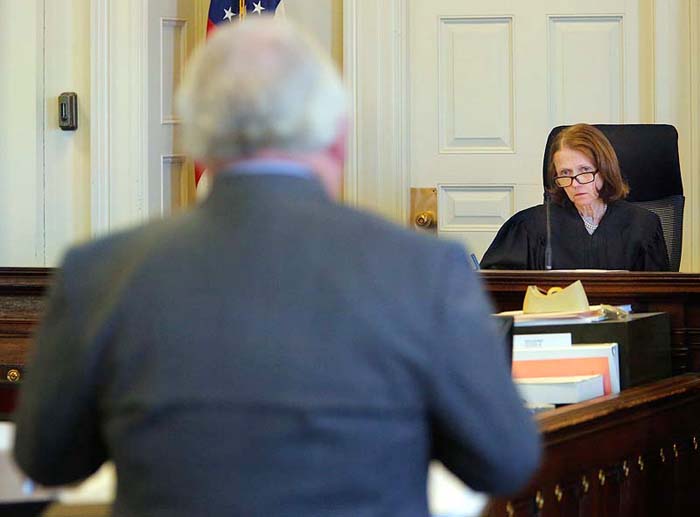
480, 123, 670, 271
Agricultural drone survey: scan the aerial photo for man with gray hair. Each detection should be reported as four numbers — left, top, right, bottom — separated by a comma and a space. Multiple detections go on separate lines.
14, 18, 540, 517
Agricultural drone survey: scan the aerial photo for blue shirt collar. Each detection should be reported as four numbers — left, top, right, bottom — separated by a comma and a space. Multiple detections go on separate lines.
220, 158, 312, 178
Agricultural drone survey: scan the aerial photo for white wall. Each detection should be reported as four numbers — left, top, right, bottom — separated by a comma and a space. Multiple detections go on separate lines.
45, 0, 92, 264
0, 0, 91, 267
0, 1, 44, 266
285, 0, 343, 68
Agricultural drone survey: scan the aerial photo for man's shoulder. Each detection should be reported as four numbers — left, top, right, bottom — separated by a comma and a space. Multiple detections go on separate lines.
60, 213, 189, 276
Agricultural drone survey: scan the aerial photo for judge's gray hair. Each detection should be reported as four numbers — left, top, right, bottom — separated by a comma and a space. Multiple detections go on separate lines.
177, 18, 347, 162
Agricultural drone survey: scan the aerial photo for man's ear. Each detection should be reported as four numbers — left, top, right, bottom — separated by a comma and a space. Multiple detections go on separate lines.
328, 117, 349, 166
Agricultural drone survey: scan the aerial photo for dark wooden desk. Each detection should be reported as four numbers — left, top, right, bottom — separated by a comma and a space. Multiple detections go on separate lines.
485, 374, 700, 516
2, 269, 700, 406
2, 268, 700, 515
8, 377, 700, 517
481, 271, 700, 375
0, 268, 50, 414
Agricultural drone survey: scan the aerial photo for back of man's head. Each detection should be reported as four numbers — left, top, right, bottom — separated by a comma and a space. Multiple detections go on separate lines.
178, 17, 347, 166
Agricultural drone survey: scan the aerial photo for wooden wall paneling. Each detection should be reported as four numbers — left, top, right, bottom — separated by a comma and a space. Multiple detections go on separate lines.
0, 267, 51, 415
686, 301, 700, 371
670, 439, 692, 513
597, 463, 624, 515
618, 454, 645, 516
486, 375, 700, 517
688, 435, 700, 510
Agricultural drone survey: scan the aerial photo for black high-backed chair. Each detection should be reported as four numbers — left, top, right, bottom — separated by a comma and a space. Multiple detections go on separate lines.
542, 124, 684, 271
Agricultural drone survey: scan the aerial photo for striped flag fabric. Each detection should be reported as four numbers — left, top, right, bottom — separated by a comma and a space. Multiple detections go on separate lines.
195, 0, 286, 196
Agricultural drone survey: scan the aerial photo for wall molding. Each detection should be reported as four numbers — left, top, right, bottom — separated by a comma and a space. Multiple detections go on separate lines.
342, 0, 358, 206
38, 0, 47, 264
547, 15, 626, 125
90, 0, 110, 235
654, 0, 698, 271
90, 0, 149, 236
342, 0, 409, 225
437, 16, 515, 154
438, 185, 514, 232
160, 154, 190, 215
691, 0, 700, 270
159, 17, 188, 126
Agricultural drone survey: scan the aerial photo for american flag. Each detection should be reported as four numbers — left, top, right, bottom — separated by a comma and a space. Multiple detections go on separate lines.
195, 0, 286, 195
207, 0, 285, 34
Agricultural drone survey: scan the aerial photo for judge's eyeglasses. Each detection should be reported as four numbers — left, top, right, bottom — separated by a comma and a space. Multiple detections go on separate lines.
553, 170, 598, 188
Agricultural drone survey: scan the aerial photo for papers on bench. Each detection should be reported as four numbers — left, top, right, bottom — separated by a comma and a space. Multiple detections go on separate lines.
498, 304, 629, 327
512, 343, 620, 405
513, 343, 620, 394
513, 332, 572, 348
515, 375, 605, 405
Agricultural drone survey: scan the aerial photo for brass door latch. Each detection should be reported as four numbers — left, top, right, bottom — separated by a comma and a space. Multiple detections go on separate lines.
410, 188, 437, 234
415, 211, 435, 228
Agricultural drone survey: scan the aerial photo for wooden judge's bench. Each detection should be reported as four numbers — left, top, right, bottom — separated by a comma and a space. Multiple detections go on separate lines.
2, 268, 700, 516
481, 270, 700, 516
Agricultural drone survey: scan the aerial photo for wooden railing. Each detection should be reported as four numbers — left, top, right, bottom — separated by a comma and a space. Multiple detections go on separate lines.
484, 374, 700, 516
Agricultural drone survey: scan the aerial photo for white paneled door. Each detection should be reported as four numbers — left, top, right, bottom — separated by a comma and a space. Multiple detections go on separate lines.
408, 0, 642, 259
146, 0, 200, 218
91, 0, 205, 237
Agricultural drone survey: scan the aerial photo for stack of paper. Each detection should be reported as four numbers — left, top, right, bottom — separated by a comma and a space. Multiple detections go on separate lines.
498, 305, 628, 327
512, 343, 620, 395
515, 375, 605, 405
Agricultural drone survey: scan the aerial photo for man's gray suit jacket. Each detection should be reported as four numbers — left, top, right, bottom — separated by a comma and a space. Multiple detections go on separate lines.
14, 171, 540, 517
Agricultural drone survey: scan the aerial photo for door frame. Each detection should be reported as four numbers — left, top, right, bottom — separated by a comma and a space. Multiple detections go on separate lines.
89, 0, 208, 235
90, 0, 149, 235
342, 0, 410, 225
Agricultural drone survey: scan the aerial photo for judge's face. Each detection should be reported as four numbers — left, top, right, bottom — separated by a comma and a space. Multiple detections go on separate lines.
553, 146, 605, 211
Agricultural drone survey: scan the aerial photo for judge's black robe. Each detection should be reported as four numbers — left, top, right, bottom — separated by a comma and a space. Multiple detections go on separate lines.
480, 199, 670, 271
